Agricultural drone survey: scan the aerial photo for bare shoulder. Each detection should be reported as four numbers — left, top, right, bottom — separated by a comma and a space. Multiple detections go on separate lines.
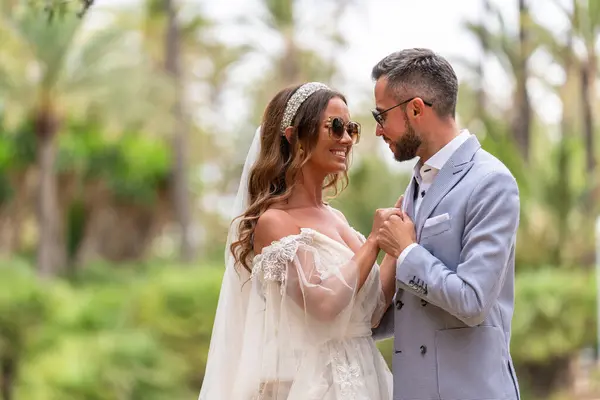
254, 208, 301, 254
327, 205, 349, 224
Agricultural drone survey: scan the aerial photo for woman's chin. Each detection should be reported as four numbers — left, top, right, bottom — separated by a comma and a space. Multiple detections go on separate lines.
328, 163, 348, 174
309, 160, 348, 176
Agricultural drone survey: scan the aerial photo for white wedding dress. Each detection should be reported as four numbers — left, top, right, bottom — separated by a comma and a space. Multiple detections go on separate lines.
198, 127, 393, 400
233, 226, 393, 399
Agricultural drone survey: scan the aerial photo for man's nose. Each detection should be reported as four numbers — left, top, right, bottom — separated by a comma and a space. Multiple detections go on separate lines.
375, 124, 384, 137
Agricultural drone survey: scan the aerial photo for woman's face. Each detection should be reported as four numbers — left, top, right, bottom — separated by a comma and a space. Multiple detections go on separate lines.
304, 96, 358, 175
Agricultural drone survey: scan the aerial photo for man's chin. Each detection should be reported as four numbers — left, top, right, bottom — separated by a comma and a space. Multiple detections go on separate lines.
394, 151, 414, 162
393, 143, 420, 162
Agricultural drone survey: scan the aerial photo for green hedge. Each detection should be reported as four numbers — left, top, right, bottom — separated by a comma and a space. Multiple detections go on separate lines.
0, 261, 222, 399
0, 262, 595, 399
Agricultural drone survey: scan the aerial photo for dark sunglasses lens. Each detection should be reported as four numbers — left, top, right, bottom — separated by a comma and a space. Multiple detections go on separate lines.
347, 122, 360, 144
331, 117, 345, 139
371, 110, 381, 125
346, 122, 359, 134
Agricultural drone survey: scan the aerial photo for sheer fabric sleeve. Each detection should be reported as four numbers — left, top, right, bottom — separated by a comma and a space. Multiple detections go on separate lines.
351, 228, 388, 328
231, 229, 363, 399
259, 229, 359, 340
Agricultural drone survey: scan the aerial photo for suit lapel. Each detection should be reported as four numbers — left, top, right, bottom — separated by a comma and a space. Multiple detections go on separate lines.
415, 135, 481, 238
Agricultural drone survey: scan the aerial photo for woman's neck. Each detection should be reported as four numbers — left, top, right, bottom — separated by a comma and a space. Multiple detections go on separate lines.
287, 167, 326, 208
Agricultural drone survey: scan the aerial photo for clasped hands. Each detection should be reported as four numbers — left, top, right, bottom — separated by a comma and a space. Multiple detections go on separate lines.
369, 195, 416, 259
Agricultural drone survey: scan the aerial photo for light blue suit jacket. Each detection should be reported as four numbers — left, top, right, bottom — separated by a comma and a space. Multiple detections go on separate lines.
374, 135, 521, 400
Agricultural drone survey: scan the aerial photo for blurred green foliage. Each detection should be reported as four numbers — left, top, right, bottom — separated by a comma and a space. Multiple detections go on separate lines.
0, 260, 595, 398
0, 260, 223, 399
512, 268, 597, 363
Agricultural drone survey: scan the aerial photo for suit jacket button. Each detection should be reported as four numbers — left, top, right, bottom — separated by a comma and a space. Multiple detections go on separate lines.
420, 345, 427, 355
421, 299, 427, 306
395, 299, 404, 310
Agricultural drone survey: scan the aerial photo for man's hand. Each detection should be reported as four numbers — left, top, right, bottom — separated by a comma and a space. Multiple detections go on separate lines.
377, 212, 416, 258
369, 207, 403, 242
394, 195, 404, 209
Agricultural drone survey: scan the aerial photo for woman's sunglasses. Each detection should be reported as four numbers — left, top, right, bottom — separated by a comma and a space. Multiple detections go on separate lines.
326, 117, 361, 144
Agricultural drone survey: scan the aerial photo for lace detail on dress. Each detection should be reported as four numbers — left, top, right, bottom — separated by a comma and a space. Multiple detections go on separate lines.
332, 350, 368, 400
252, 228, 314, 292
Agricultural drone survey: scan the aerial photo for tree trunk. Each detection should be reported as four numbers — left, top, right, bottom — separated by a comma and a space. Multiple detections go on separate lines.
75, 187, 171, 263
475, 0, 492, 120
512, 0, 531, 162
280, 33, 300, 86
164, 0, 194, 262
0, 356, 15, 400
519, 356, 573, 399
555, 30, 575, 266
581, 55, 596, 184
35, 105, 64, 278
9, 171, 29, 253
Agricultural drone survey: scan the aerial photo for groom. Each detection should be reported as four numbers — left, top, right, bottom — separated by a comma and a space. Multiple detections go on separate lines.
371, 48, 521, 400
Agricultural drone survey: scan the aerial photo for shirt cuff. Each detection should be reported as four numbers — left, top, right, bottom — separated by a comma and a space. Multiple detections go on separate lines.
397, 243, 418, 267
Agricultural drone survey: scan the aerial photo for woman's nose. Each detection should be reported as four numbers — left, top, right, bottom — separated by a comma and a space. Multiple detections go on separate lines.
339, 130, 353, 144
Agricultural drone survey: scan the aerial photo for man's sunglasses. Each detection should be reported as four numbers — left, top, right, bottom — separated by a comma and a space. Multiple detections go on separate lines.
371, 97, 433, 126
326, 117, 361, 144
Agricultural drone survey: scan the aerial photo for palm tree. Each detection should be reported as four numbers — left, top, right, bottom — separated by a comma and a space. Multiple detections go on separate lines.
463, 0, 534, 162
162, 0, 194, 262
0, 6, 172, 277
118, 0, 248, 262
536, 0, 600, 193
514, 0, 532, 160
563, 0, 599, 187
532, 0, 600, 263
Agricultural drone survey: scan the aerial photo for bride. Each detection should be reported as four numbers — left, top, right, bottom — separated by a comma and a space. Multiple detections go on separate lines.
199, 82, 398, 399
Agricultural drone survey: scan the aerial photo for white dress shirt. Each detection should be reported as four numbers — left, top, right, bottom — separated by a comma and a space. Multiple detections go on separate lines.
399, 130, 472, 263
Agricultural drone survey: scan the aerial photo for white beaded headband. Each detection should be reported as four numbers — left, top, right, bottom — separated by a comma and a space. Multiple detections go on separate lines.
280, 82, 330, 133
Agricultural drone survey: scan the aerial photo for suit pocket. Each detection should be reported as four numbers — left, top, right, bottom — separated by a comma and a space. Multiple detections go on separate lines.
420, 218, 451, 239
435, 327, 512, 400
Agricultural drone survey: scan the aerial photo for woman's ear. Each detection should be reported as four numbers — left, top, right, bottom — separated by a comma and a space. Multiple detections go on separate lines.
284, 126, 295, 144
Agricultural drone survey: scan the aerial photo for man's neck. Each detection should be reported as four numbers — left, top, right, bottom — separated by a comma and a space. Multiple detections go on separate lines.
418, 122, 460, 163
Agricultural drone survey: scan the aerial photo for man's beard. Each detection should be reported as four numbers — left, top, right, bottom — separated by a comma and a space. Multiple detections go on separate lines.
393, 118, 421, 162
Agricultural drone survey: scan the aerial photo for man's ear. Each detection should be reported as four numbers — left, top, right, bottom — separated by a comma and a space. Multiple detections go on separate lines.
410, 98, 425, 119
284, 126, 295, 144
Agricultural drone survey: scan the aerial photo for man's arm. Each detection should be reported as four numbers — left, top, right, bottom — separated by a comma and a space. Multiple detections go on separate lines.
396, 171, 520, 327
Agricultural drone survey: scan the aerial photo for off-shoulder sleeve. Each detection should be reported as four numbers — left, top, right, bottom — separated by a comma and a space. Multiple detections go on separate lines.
252, 229, 358, 332
229, 230, 361, 398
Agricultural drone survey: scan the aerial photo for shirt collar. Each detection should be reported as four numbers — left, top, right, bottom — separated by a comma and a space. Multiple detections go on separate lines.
413, 129, 471, 183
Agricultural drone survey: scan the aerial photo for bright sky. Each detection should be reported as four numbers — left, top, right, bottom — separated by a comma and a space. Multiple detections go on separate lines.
96, 0, 569, 126
212, 0, 488, 99
203, 0, 569, 124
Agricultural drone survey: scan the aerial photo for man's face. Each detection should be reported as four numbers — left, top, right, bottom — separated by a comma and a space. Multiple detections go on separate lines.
373, 78, 422, 162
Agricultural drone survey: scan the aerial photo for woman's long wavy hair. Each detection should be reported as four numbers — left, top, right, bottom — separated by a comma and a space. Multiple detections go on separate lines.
231, 84, 350, 273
